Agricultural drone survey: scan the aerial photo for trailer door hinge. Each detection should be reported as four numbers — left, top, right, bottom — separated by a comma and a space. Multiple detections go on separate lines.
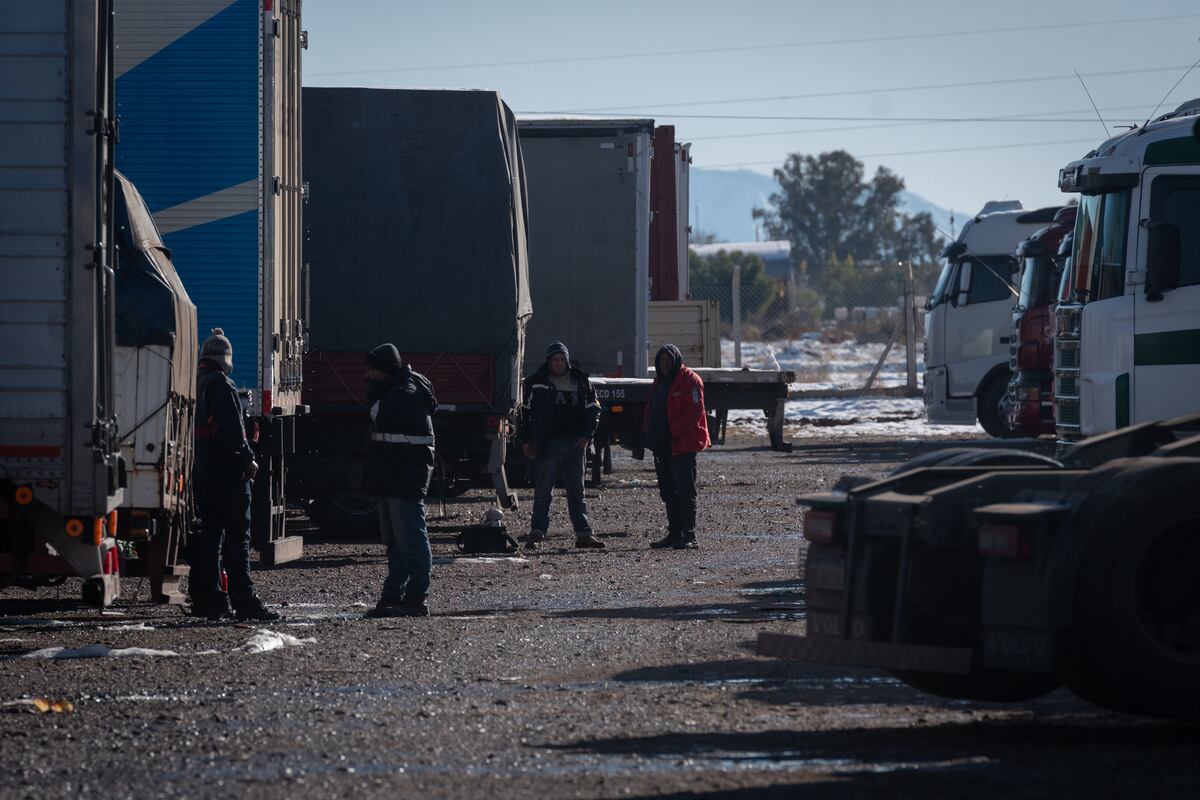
301, 182, 310, 200
273, 176, 282, 195
300, 30, 309, 49
272, 18, 281, 37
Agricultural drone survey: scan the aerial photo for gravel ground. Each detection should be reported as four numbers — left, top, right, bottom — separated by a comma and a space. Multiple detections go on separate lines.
2, 432, 1198, 799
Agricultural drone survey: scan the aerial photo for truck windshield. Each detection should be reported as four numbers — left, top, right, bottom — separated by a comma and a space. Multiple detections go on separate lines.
1017, 255, 1061, 311
928, 258, 957, 308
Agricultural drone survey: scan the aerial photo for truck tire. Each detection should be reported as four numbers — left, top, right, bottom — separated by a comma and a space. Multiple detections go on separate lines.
305, 494, 380, 539
889, 446, 1064, 701
977, 373, 1020, 439
1067, 458, 1200, 719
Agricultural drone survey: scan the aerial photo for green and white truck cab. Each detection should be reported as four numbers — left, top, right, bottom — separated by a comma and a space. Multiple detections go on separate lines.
1056, 100, 1200, 440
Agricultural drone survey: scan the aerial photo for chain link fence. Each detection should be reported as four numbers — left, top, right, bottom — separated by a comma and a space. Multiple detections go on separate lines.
690, 261, 933, 394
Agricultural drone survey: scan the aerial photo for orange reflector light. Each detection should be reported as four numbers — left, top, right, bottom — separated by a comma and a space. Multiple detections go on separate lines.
14, 486, 34, 505
65, 518, 84, 538
92, 517, 104, 546
108, 510, 118, 537
610, 405, 624, 414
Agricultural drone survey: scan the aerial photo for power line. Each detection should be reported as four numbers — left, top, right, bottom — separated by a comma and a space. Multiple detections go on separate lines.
518, 111, 1108, 123
687, 104, 1156, 142
701, 137, 1101, 169
552, 65, 1193, 113
306, 14, 1198, 77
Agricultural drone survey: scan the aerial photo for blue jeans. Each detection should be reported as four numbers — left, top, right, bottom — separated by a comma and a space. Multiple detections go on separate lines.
530, 436, 592, 536
379, 497, 431, 602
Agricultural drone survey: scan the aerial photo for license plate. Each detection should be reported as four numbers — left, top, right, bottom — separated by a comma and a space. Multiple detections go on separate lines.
808, 611, 845, 638
808, 558, 846, 591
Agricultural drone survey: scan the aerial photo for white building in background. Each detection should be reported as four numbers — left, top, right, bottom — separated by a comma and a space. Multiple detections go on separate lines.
689, 241, 793, 281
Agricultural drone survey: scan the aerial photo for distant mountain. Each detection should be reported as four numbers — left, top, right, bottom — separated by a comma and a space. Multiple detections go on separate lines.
689, 168, 961, 245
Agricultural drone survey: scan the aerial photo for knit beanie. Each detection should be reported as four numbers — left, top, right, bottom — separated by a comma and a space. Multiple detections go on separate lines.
200, 328, 233, 374
545, 340, 570, 364
367, 343, 404, 376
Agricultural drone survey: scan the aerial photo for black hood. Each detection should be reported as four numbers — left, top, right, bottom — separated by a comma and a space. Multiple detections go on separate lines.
654, 344, 683, 381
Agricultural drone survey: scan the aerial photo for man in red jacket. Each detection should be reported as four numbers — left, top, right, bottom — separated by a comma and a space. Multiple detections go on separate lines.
643, 344, 710, 549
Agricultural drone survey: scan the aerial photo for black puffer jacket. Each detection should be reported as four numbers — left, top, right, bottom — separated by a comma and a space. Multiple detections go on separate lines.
363, 366, 438, 498
194, 359, 255, 483
520, 362, 600, 450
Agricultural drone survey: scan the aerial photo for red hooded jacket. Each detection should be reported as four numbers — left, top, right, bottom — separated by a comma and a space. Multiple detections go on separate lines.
643, 347, 710, 456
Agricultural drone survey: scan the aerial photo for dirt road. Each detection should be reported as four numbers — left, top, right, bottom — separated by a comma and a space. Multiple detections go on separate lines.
1, 435, 1196, 798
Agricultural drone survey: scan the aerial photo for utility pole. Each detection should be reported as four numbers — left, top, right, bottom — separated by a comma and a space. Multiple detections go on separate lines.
903, 260, 918, 393
732, 263, 742, 367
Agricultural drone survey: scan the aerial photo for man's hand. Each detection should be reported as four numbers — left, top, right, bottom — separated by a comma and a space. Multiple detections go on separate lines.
521, 443, 535, 459
575, 436, 589, 449
244, 460, 259, 481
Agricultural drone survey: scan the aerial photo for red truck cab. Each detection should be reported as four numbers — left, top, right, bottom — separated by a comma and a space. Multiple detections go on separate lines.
1005, 206, 1076, 435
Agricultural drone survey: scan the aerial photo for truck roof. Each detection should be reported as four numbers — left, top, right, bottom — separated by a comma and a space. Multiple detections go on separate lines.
517, 116, 656, 137
1059, 98, 1200, 193
951, 205, 1063, 257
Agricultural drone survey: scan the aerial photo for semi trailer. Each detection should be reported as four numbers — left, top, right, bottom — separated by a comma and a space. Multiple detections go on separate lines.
924, 202, 1062, 437
2, 0, 123, 605
294, 88, 531, 534
114, 0, 305, 564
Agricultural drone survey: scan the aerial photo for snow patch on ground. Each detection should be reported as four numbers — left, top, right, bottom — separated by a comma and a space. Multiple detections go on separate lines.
23, 644, 179, 659
231, 629, 315, 654
721, 338, 984, 439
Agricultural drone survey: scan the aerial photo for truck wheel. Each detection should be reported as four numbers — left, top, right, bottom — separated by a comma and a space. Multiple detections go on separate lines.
305, 494, 380, 538
891, 669, 1059, 702
1069, 459, 1200, 719
977, 373, 1019, 439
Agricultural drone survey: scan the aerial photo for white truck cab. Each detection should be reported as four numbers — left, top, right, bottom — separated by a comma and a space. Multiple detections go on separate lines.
925, 202, 1062, 436
1055, 100, 1200, 440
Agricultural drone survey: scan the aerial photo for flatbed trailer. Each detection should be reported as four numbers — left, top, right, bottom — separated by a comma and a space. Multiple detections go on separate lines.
757, 414, 1200, 719
589, 368, 795, 480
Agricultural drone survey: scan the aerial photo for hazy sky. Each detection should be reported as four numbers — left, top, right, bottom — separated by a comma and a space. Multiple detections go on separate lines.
302, 0, 1200, 218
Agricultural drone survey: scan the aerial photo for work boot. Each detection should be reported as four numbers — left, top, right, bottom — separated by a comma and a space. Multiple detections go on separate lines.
233, 595, 282, 622
650, 529, 681, 549
525, 530, 546, 551
673, 530, 699, 550
205, 591, 234, 622
397, 596, 430, 617
365, 596, 406, 619
575, 533, 606, 549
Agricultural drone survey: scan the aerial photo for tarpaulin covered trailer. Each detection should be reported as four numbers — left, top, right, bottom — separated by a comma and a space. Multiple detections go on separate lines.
296, 87, 531, 525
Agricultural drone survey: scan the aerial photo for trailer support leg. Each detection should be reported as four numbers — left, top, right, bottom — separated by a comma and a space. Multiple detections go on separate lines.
767, 398, 792, 452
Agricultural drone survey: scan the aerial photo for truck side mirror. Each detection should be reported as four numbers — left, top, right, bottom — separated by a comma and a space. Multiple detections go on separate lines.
1146, 220, 1181, 301
953, 263, 971, 307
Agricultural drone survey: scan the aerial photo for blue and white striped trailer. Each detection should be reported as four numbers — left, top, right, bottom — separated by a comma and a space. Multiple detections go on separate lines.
114, 0, 305, 562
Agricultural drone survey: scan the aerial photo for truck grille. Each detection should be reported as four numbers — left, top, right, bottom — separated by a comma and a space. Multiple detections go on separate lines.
1057, 399, 1081, 428
1055, 340, 1080, 369
1056, 373, 1079, 398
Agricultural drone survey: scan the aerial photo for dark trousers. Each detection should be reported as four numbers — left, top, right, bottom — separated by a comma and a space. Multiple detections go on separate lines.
654, 451, 698, 535
531, 436, 592, 535
191, 476, 254, 605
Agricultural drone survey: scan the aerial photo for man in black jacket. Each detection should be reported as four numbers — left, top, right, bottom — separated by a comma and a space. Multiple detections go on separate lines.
521, 341, 604, 550
192, 328, 279, 622
364, 343, 438, 618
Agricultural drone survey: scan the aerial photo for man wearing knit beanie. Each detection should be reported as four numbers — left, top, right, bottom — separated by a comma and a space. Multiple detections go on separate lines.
519, 340, 604, 550
363, 343, 439, 617
192, 328, 279, 622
